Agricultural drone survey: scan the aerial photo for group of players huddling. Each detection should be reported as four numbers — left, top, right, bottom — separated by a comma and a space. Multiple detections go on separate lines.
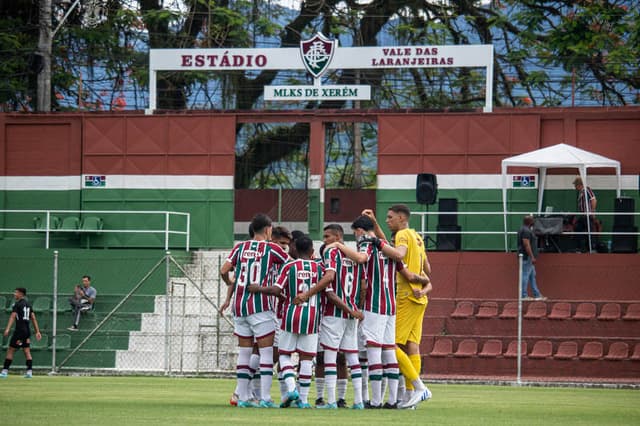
220, 205, 433, 409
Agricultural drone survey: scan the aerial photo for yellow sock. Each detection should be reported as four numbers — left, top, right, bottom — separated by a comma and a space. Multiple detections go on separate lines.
396, 348, 418, 390
409, 354, 422, 377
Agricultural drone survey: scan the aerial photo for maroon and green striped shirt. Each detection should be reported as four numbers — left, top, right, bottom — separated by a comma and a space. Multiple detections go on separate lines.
322, 246, 363, 319
358, 239, 402, 316
275, 259, 325, 334
225, 240, 288, 317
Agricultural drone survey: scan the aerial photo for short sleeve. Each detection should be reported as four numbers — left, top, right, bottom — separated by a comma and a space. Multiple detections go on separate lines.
274, 263, 290, 289
323, 248, 338, 271
395, 229, 409, 248
225, 242, 242, 266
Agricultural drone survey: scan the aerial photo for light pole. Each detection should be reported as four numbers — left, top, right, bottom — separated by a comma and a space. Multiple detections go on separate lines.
37, 0, 52, 112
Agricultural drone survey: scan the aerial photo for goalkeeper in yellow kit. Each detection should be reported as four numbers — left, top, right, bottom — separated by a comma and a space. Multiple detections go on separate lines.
363, 205, 432, 409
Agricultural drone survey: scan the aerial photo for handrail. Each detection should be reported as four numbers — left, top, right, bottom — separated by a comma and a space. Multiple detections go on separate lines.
413, 210, 639, 252
0, 209, 190, 251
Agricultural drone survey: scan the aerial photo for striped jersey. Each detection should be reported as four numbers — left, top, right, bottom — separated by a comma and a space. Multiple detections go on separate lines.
359, 239, 402, 316
322, 246, 363, 319
225, 240, 289, 317
275, 258, 325, 334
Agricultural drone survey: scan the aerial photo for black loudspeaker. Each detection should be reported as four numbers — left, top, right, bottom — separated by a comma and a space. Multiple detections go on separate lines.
611, 225, 638, 253
416, 173, 438, 205
614, 197, 635, 227
438, 198, 458, 227
436, 225, 461, 251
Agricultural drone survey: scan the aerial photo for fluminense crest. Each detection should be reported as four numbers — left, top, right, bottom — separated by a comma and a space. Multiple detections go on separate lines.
300, 33, 337, 79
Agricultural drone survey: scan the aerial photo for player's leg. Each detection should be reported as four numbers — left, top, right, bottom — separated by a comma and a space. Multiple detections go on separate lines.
362, 310, 385, 408
296, 333, 318, 408
249, 344, 261, 400
233, 315, 256, 407
345, 351, 363, 407
254, 314, 276, 407
336, 352, 348, 407
1, 346, 17, 377
277, 331, 299, 407
382, 315, 399, 408
321, 348, 338, 406
314, 350, 325, 405
23, 346, 33, 378
395, 297, 418, 397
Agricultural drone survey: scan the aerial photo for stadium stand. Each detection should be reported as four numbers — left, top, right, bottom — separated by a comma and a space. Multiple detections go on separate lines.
504, 341, 527, 359
631, 344, 640, 361
524, 301, 547, 319
604, 342, 629, 360
622, 303, 640, 321
548, 302, 572, 320
553, 341, 578, 360
453, 339, 478, 358
529, 340, 553, 359
478, 340, 503, 358
451, 301, 474, 318
476, 302, 499, 319
579, 341, 604, 360
430, 338, 453, 357
573, 303, 597, 320
499, 302, 518, 319
598, 303, 622, 321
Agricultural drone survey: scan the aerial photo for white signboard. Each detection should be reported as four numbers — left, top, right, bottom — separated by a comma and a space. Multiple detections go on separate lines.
147, 36, 493, 112
264, 85, 371, 101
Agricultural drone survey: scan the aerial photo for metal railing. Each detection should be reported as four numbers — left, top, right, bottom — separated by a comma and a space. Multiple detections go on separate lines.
414, 210, 639, 252
0, 209, 190, 251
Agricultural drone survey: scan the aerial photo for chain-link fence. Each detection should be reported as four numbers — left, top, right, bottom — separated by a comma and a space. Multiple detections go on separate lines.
0, 250, 236, 376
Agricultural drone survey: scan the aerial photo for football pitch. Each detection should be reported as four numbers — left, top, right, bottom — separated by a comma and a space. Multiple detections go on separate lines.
0, 376, 638, 425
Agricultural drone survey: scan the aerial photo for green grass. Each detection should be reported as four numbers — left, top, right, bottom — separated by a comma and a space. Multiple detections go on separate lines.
0, 376, 638, 425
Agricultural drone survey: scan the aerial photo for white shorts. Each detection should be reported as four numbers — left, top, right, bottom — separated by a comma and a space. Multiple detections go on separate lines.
278, 331, 318, 357
319, 316, 359, 353
361, 310, 396, 349
233, 311, 276, 340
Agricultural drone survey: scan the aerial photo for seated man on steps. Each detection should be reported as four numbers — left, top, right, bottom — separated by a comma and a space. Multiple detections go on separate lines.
68, 275, 97, 331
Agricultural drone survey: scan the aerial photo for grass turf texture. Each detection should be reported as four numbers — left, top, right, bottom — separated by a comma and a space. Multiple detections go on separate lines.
0, 376, 638, 425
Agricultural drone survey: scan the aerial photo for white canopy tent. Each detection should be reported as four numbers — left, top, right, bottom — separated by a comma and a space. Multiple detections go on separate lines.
501, 143, 621, 251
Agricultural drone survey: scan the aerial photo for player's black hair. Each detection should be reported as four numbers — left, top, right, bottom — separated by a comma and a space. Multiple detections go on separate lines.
248, 223, 255, 238
323, 223, 344, 236
82, 275, 91, 281
318, 243, 326, 257
291, 230, 305, 241
295, 236, 314, 256
351, 215, 374, 232
272, 225, 292, 241
389, 204, 411, 218
15, 287, 27, 296
251, 213, 272, 234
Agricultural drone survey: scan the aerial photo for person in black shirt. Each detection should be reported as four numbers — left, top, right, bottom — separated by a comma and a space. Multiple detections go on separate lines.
1, 287, 42, 378
517, 216, 546, 301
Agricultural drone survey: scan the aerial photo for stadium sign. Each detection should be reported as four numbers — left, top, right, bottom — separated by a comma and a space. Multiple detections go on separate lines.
148, 41, 493, 111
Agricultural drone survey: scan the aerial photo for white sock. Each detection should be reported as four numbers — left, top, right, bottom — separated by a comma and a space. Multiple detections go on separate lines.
346, 352, 363, 405
337, 379, 348, 401
315, 377, 325, 401
398, 375, 406, 402
366, 346, 383, 406
382, 349, 399, 405
279, 354, 296, 393
299, 360, 313, 404
236, 347, 253, 401
323, 350, 338, 404
259, 346, 273, 401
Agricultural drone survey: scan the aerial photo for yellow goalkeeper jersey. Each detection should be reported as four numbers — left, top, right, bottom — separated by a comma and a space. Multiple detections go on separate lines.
395, 227, 428, 304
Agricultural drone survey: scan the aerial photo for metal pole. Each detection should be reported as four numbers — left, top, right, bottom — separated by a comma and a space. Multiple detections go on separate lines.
164, 251, 171, 375
278, 188, 282, 223
165, 212, 170, 251
185, 213, 190, 252
216, 254, 221, 369
517, 253, 523, 385
45, 211, 51, 250
50, 250, 59, 374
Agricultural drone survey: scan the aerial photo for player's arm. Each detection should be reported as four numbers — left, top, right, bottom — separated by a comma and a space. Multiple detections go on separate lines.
362, 209, 386, 240
327, 242, 368, 264
219, 282, 234, 314
220, 260, 235, 286
398, 266, 430, 285
367, 237, 404, 262
295, 270, 335, 305
358, 278, 367, 310
247, 284, 282, 296
422, 252, 432, 277
30, 311, 42, 340
325, 290, 364, 320
3, 312, 16, 337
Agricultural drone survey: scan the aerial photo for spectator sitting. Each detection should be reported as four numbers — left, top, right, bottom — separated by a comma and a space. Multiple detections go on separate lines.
68, 275, 97, 331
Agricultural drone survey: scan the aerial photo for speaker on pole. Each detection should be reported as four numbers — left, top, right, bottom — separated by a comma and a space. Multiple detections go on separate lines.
416, 173, 438, 205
